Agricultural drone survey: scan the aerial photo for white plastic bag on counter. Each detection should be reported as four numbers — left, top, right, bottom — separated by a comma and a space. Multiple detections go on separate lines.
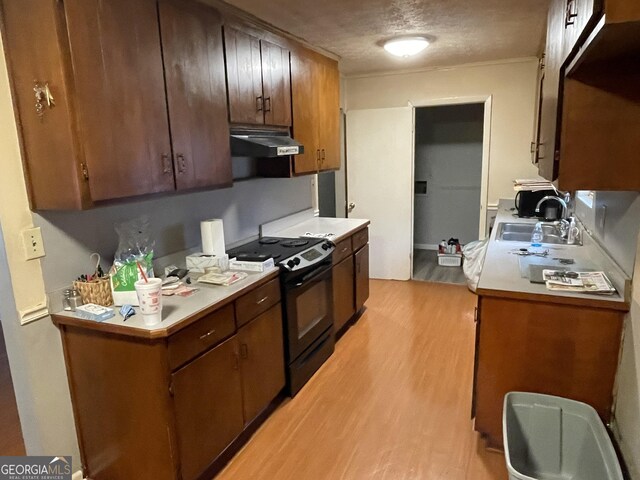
462, 237, 489, 292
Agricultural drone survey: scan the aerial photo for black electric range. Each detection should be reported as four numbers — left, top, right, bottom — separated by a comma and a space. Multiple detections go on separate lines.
227, 236, 335, 396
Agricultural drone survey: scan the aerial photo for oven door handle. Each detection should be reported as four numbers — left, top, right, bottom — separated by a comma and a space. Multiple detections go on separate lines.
291, 262, 333, 287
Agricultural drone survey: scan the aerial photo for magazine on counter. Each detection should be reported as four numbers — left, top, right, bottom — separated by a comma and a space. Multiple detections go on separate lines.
542, 270, 616, 295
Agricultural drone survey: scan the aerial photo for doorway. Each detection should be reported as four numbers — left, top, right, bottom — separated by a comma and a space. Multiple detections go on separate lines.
412, 103, 485, 284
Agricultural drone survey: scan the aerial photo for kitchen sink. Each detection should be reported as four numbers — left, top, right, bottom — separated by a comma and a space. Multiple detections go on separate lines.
495, 222, 574, 245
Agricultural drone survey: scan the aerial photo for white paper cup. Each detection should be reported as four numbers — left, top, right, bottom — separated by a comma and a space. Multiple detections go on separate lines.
134, 278, 163, 326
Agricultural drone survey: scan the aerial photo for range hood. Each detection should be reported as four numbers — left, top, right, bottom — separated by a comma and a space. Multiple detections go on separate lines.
230, 128, 304, 158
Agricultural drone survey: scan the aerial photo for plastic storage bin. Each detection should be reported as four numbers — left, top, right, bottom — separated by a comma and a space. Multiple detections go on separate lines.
503, 392, 623, 480
437, 253, 463, 267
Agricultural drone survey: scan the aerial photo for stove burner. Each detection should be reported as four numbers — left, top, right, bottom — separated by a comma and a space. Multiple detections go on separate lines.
259, 237, 280, 244
281, 239, 309, 248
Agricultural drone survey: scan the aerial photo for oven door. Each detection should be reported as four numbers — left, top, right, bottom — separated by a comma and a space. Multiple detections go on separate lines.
283, 261, 334, 362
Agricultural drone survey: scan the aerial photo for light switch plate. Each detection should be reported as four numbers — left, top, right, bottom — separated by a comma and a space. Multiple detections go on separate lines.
22, 227, 45, 260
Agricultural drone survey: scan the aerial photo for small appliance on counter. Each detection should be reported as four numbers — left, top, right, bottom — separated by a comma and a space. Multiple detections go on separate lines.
227, 236, 335, 396
514, 189, 558, 218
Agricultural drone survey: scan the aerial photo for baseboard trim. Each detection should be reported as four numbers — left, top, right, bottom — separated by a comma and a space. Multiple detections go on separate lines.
414, 244, 438, 250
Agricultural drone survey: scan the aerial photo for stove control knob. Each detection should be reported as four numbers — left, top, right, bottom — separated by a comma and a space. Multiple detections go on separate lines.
322, 242, 330, 250
293, 257, 301, 265
287, 259, 296, 269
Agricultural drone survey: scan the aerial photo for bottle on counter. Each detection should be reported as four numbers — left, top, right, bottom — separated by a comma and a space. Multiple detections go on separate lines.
531, 222, 543, 247
63, 288, 83, 312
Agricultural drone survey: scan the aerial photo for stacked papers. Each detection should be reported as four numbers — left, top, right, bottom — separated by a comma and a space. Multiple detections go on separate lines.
543, 270, 616, 295
514, 179, 557, 192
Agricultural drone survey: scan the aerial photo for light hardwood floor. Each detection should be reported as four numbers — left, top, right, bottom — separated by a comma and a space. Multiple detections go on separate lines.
217, 280, 507, 480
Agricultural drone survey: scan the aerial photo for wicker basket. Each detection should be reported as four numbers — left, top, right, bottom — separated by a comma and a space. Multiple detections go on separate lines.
73, 277, 114, 307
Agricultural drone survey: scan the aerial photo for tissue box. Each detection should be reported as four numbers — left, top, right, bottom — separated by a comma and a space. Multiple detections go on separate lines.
186, 253, 229, 273
75, 303, 116, 322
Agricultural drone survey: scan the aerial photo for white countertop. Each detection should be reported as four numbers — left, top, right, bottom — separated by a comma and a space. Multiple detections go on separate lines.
477, 199, 629, 308
269, 217, 370, 243
53, 267, 280, 336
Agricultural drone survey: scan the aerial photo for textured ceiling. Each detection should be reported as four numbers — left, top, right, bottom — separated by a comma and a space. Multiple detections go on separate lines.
222, 0, 550, 75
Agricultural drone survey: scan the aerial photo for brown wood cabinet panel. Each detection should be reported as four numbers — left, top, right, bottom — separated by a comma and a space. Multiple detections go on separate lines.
167, 304, 236, 370
172, 336, 244, 480
261, 40, 292, 127
224, 27, 263, 125
332, 238, 353, 265
61, 327, 177, 480
474, 296, 623, 448
351, 228, 369, 252
236, 278, 281, 328
319, 61, 341, 170
537, 0, 566, 180
238, 304, 285, 424
291, 50, 320, 174
355, 244, 370, 310
63, 0, 174, 201
563, 0, 600, 58
333, 256, 356, 333
0, 0, 90, 209
159, 0, 232, 191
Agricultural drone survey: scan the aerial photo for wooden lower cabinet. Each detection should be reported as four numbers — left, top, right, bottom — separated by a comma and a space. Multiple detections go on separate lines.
53, 276, 285, 480
332, 227, 370, 338
238, 305, 286, 424
172, 337, 244, 480
333, 256, 356, 333
472, 295, 624, 448
355, 244, 370, 310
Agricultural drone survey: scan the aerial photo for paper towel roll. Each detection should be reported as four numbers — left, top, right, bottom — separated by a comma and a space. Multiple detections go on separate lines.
201, 219, 226, 257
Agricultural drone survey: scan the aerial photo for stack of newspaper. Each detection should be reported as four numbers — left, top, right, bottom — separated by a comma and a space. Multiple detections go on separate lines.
542, 270, 616, 295
513, 179, 557, 192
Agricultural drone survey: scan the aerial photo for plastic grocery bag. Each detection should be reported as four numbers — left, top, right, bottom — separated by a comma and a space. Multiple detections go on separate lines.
462, 237, 489, 292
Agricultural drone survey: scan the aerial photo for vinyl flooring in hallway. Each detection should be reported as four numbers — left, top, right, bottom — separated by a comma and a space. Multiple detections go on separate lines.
412, 249, 467, 285
217, 280, 506, 480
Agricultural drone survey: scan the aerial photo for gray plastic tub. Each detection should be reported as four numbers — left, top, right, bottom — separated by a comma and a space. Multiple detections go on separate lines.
503, 392, 623, 480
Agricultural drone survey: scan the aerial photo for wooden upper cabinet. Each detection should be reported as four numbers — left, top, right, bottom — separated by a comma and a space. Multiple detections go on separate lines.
537, 0, 565, 180
224, 27, 292, 127
224, 27, 264, 125
261, 40, 292, 127
562, 0, 599, 59
291, 48, 340, 175
158, 0, 232, 191
64, 0, 174, 201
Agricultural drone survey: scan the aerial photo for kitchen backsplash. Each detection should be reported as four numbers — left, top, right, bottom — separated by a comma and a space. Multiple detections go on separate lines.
34, 176, 313, 294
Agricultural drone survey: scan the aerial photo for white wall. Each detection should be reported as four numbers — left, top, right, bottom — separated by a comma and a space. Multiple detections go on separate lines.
345, 59, 542, 206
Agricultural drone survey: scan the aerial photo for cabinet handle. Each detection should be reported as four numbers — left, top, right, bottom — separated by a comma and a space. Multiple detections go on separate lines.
199, 328, 216, 340
256, 295, 269, 305
256, 96, 263, 112
316, 149, 321, 168
162, 154, 172, 174
264, 96, 271, 112
321, 149, 326, 164
474, 307, 478, 323
240, 343, 248, 359
176, 154, 186, 174
341, 247, 349, 253
233, 352, 240, 370
565, 0, 578, 27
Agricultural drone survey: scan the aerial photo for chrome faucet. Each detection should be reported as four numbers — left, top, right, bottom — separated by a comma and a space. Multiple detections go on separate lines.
535, 196, 568, 220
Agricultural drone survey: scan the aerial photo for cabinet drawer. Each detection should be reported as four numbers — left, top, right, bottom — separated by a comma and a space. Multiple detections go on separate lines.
332, 238, 352, 265
168, 304, 236, 370
351, 228, 369, 252
236, 278, 281, 328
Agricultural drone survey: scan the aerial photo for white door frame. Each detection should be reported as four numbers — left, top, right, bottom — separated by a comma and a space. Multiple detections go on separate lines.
409, 96, 492, 276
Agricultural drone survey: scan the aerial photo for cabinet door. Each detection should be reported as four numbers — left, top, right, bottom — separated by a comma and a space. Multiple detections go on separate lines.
319, 61, 341, 170
333, 255, 356, 333
171, 337, 244, 480
224, 27, 264, 125
64, 0, 174, 201
537, 0, 566, 180
562, 0, 599, 58
238, 305, 285, 424
158, 0, 232, 191
354, 244, 370, 310
261, 40, 292, 127
291, 50, 320, 174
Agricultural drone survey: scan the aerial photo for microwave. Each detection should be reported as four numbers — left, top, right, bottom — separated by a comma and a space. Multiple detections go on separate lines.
515, 189, 558, 218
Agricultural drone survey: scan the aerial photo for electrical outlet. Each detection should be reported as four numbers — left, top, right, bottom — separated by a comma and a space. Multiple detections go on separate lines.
21, 227, 45, 260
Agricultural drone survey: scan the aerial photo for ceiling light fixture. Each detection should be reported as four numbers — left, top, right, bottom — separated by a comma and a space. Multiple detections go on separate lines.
383, 37, 430, 57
